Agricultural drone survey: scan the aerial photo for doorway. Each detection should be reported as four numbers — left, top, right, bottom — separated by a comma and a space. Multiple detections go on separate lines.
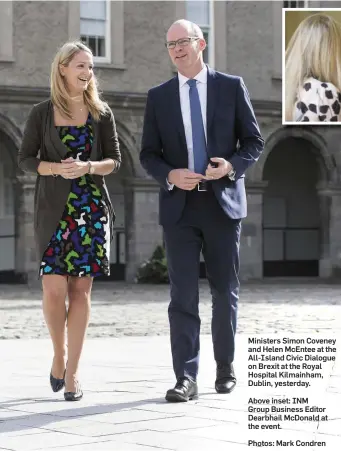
263, 138, 320, 277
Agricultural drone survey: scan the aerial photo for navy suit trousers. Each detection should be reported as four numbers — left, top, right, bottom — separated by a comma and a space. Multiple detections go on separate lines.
163, 188, 241, 381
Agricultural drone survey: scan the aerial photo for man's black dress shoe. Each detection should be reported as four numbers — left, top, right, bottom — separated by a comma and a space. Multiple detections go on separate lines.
50, 370, 66, 393
165, 377, 198, 402
215, 362, 237, 394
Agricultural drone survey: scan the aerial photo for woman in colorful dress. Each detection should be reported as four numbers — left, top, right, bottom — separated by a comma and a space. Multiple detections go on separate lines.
18, 41, 121, 401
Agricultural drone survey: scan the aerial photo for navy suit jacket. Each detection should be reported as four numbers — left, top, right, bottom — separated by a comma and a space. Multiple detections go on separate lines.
140, 66, 264, 226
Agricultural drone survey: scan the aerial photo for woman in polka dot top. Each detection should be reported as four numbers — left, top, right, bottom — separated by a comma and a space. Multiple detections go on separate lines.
285, 13, 341, 123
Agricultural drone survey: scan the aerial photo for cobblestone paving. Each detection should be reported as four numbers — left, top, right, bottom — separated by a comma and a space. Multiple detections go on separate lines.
0, 281, 340, 339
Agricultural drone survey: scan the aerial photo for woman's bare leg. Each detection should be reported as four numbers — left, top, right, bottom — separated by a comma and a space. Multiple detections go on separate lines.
42, 275, 68, 378
65, 276, 93, 392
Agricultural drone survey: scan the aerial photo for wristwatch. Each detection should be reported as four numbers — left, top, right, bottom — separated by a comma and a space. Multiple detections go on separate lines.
227, 165, 236, 181
87, 161, 95, 174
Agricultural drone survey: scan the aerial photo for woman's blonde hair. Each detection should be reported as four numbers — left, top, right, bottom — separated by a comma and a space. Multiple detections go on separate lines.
50, 41, 108, 121
285, 13, 341, 121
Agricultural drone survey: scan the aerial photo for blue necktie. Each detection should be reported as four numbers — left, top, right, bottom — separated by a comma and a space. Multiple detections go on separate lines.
187, 79, 208, 175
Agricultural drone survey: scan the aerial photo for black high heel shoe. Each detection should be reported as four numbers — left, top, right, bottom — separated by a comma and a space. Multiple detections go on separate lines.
64, 380, 83, 401
50, 369, 66, 393
64, 389, 83, 401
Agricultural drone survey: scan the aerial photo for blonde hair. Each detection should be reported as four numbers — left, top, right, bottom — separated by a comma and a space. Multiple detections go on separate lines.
50, 41, 108, 121
285, 13, 341, 121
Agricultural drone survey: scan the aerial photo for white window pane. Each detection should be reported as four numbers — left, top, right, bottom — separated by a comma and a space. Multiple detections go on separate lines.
81, 36, 106, 57
81, 18, 105, 37
186, 0, 209, 26
80, 0, 106, 20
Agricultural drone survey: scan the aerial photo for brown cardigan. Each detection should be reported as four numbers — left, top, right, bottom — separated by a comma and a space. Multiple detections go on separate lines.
18, 99, 121, 275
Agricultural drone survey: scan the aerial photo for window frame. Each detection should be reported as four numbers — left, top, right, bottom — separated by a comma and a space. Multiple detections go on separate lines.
0, 1, 14, 62
185, 0, 215, 68
80, 0, 111, 64
283, 1, 309, 7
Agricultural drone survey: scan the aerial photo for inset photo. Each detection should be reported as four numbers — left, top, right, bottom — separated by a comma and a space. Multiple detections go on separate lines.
283, 9, 341, 124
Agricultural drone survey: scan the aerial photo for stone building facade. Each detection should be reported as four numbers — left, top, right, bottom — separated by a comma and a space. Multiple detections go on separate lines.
0, 0, 341, 283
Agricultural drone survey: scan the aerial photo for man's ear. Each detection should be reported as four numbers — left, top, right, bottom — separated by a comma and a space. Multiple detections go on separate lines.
199, 38, 207, 51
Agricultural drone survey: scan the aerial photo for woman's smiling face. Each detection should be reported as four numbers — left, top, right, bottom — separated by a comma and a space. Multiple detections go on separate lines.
59, 50, 94, 96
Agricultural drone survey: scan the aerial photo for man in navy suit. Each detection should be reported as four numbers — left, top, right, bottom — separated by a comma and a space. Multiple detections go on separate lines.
140, 19, 264, 402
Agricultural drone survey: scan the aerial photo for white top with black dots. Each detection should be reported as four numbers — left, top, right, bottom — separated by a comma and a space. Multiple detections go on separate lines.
294, 77, 341, 122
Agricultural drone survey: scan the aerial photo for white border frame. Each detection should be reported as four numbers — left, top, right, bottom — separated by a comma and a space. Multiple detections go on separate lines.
282, 7, 341, 125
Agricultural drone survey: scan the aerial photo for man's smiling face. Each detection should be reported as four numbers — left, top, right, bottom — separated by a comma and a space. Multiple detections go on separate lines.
166, 23, 205, 74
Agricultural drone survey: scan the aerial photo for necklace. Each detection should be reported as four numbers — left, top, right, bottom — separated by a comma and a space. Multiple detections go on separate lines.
70, 95, 83, 102
70, 106, 85, 120
70, 95, 84, 112
70, 98, 85, 115
69, 95, 86, 119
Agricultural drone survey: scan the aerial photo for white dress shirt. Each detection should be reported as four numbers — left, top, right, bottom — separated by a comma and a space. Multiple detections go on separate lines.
167, 65, 208, 189
178, 65, 208, 172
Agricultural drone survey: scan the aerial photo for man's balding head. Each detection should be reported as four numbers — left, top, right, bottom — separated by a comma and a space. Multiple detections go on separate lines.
166, 19, 206, 78
167, 19, 204, 41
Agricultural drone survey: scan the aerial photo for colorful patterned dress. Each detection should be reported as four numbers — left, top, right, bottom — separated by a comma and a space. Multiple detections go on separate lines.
40, 114, 110, 277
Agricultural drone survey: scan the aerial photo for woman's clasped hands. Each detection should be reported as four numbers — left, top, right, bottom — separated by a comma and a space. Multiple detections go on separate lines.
58, 157, 89, 179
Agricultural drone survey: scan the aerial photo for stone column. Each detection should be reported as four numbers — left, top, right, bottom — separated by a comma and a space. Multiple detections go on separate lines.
16, 174, 38, 285
318, 183, 341, 278
240, 182, 268, 280
124, 177, 163, 282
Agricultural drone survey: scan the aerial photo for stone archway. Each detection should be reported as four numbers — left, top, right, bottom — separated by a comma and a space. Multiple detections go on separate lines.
259, 127, 336, 278
252, 127, 332, 184
240, 126, 335, 280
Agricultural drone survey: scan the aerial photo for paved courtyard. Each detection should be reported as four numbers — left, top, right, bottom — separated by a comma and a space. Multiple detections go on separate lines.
1, 281, 341, 339
0, 282, 340, 450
